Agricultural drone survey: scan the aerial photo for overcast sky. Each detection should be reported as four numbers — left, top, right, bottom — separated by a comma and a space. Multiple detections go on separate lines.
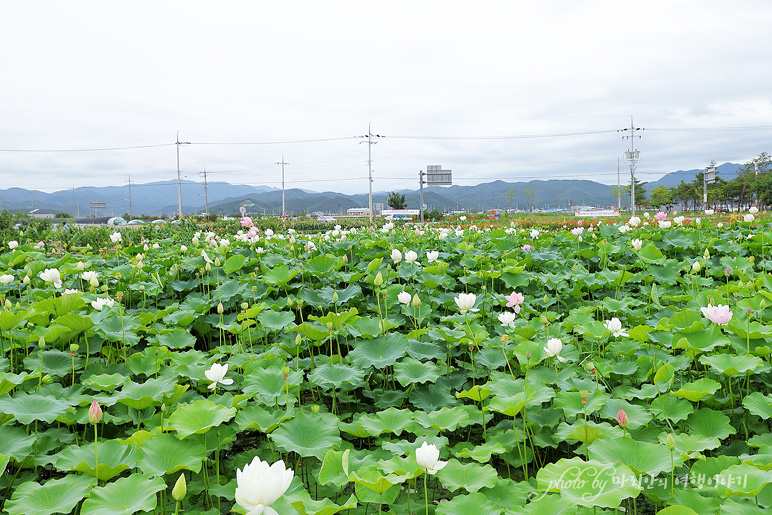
2, 1, 772, 196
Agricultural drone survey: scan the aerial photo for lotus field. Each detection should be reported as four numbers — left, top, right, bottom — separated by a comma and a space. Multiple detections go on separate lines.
3, 211, 772, 515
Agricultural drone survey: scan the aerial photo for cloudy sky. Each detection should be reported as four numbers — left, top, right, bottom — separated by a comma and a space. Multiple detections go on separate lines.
2, 1, 772, 195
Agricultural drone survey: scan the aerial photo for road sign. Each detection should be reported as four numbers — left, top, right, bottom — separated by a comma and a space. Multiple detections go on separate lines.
426, 165, 452, 185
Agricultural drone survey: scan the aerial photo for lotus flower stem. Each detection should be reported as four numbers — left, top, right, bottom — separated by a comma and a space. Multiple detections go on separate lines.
93, 423, 98, 486
423, 470, 429, 515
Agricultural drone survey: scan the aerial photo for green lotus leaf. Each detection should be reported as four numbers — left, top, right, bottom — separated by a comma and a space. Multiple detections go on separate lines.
435, 492, 500, 515
436, 459, 498, 493
657, 432, 721, 460
650, 395, 693, 423
0, 425, 36, 462
80, 473, 166, 515
456, 441, 507, 463
116, 374, 177, 410
243, 368, 303, 405
53, 313, 94, 333
687, 408, 736, 440
414, 406, 471, 432
673, 326, 731, 352
287, 491, 358, 515
24, 350, 81, 377
0, 371, 31, 396
553, 389, 605, 418
168, 399, 236, 439
599, 398, 651, 430
318, 449, 351, 487
743, 392, 772, 419
656, 506, 699, 515
700, 353, 765, 376
148, 329, 197, 349
223, 253, 247, 274
358, 407, 414, 436
589, 437, 683, 477
671, 378, 722, 402
488, 388, 535, 418
394, 357, 441, 386
256, 309, 296, 331
0, 392, 70, 424
82, 373, 129, 392
56, 440, 141, 480
410, 383, 460, 411
270, 411, 341, 460
536, 457, 641, 508
455, 384, 491, 402
308, 362, 365, 391
349, 467, 405, 494
235, 403, 295, 433
348, 333, 409, 369
137, 433, 206, 476
4, 473, 93, 515
481, 477, 535, 509
715, 463, 772, 497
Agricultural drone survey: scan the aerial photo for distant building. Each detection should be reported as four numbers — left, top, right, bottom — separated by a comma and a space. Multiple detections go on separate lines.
347, 207, 370, 216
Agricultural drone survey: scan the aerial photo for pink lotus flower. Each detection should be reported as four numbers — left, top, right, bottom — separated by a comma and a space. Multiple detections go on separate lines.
701, 303, 733, 326
571, 227, 583, 236
521, 244, 532, 251
505, 291, 524, 314
88, 400, 103, 424
654, 211, 667, 221
617, 408, 628, 428
240, 217, 253, 227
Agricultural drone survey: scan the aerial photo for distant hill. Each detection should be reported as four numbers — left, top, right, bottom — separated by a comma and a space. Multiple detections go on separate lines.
644, 163, 742, 192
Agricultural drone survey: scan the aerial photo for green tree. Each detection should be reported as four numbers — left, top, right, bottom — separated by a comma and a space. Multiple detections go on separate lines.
387, 192, 406, 210
522, 189, 536, 212
650, 186, 674, 209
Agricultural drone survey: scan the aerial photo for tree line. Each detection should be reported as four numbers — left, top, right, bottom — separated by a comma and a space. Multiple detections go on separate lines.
641, 153, 772, 212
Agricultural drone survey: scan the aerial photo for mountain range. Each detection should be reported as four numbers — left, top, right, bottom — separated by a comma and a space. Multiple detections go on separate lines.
0, 163, 746, 216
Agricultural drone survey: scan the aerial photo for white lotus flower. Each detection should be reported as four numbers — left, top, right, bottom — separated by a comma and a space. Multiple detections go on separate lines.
415, 441, 447, 475
628, 216, 641, 227
391, 249, 402, 263
498, 311, 517, 328
404, 250, 418, 264
426, 250, 439, 263
530, 229, 540, 239
235, 456, 294, 515
631, 239, 643, 251
454, 293, 479, 314
543, 338, 566, 362
749, 206, 759, 214
205, 362, 234, 390
704, 209, 714, 216
604, 317, 629, 338
109, 232, 122, 244
91, 297, 115, 310
8, 241, 18, 250
397, 291, 411, 305
744, 214, 755, 223
39, 268, 62, 288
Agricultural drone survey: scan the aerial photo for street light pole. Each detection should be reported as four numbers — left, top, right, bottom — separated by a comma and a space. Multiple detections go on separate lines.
176, 132, 191, 219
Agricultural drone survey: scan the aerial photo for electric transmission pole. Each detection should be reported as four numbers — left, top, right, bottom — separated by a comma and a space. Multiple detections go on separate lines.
275, 156, 289, 218
359, 123, 383, 223
201, 166, 209, 218
176, 132, 191, 219
126, 175, 133, 219
619, 117, 643, 216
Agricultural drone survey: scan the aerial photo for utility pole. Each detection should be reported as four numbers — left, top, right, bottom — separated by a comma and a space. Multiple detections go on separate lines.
176, 132, 191, 219
359, 123, 383, 223
72, 185, 76, 217
617, 158, 621, 211
126, 175, 133, 219
201, 166, 209, 218
275, 156, 289, 218
619, 117, 642, 216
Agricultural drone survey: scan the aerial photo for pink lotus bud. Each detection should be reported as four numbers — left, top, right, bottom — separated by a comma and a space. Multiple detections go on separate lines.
617, 408, 628, 428
89, 400, 103, 424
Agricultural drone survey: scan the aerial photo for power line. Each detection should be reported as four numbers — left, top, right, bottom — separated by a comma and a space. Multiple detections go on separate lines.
191, 136, 356, 145
0, 143, 175, 152
387, 129, 619, 140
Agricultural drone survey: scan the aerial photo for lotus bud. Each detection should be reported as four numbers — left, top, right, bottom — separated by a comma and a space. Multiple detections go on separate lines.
241, 302, 249, 311
143, 243, 149, 251
89, 276, 99, 287
205, 262, 211, 271
761, 299, 766, 309
192, 236, 200, 245
617, 408, 629, 428
585, 361, 595, 373
88, 400, 103, 424
289, 236, 296, 244
412, 293, 421, 307
77, 261, 85, 271
747, 306, 752, 315
666, 433, 675, 450
725, 267, 732, 276
23, 275, 30, 285
172, 473, 187, 501
42, 374, 53, 385
217, 302, 224, 315
4, 299, 11, 309
295, 333, 302, 345
38, 335, 46, 349
287, 297, 293, 307
692, 261, 701, 273
180, 245, 187, 253
333, 291, 339, 303
373, 271, 384, 286
342, 254, 348, 263
703, 248, 710, 260
311, 404, 320, 413
525, 349, 531, 360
